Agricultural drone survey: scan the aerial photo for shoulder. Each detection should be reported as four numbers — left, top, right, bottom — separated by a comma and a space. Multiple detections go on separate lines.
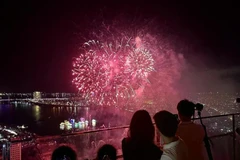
193, 123, 205, 134
122, 137, 132, 149
122, 138, 128, 146
122, 137, 130, 143
160, 154, 174, 160
193, 123, 203, 128
179, 122, 204, 131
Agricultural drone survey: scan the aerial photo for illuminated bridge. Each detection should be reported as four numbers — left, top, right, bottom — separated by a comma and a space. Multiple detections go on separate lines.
0, 98, 70, 102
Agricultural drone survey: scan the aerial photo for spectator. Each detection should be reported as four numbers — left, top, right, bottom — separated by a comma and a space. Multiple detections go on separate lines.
236, 128, 240, 136
176, 99, 205, 160
154, 110, 188, 160
97, 144, 117, 160
122, 110, 162, 160
51, 145, 77, 160
236, 127, 240, 143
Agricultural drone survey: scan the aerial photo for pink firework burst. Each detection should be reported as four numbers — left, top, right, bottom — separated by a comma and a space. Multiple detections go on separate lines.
72, 37, 156, 106
73, 19, 186, 108
125, 48, 154, 85
72, 42, 109, 105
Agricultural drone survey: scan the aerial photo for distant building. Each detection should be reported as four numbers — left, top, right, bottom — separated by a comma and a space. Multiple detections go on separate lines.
10, 143, 21, 160
33, 91, 41, 99
2, 142, 10, 160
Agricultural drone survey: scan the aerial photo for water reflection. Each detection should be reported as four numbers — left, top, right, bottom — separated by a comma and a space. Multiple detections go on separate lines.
0, 103, 132, 136
33, 105, 40, 121
74, 107, 77, 114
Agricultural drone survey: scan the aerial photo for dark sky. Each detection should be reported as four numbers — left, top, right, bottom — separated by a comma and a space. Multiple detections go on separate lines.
1, 0, 240, 92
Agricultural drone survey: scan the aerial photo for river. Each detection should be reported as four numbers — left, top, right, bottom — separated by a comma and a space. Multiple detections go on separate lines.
0, 101, 132, 136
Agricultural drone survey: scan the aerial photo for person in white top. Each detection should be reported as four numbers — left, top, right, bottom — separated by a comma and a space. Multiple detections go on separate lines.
176, 99, 205, 160
154, 110, 188, 160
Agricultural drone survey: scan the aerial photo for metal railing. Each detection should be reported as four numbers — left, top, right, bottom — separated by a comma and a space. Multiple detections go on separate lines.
192, 113, 240, 160
2, 113, 240, 160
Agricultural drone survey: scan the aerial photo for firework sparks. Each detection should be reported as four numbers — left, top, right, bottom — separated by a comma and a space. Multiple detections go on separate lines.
125, 48, 154, 84
72, 37, 155, 106
72, 20, 185, 107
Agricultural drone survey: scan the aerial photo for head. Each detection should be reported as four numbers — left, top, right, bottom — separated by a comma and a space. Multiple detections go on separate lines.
177, 99, 195, 122
129, 110, 155, 143
154, 110, 178, 139
51, 146, 77, 160
97, 144, 117, 160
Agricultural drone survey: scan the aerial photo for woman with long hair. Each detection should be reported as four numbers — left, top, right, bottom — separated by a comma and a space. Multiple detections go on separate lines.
122, 110, 162, 160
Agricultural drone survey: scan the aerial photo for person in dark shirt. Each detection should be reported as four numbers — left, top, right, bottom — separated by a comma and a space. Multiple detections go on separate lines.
122, 110, 162, 160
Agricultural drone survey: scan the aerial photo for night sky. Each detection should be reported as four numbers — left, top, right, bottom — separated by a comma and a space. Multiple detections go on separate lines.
1, 0, 240, 93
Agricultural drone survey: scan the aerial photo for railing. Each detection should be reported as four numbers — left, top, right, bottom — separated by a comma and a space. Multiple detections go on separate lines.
194, 113, 240, 160
2, 113, 240, 160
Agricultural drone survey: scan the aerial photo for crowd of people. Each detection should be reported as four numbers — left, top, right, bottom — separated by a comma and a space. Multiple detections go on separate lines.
50, 99, 207, 160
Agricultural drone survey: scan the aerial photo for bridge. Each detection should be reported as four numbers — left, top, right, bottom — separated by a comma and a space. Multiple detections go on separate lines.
0, 98, 88, 107
0, 98, 70, 102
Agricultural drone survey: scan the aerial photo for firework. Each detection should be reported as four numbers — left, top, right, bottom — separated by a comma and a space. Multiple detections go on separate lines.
72, 41, 109, 105
73, 20, 185, 107
125, 48, 154, 85
72, 37, 155, 106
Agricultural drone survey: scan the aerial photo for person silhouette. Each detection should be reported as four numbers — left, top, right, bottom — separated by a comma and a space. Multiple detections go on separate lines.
51, 145, 77, 160
122, 110, 162, 160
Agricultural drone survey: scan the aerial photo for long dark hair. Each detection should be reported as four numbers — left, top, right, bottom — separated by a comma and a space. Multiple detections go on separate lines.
128, 110, 155, 143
